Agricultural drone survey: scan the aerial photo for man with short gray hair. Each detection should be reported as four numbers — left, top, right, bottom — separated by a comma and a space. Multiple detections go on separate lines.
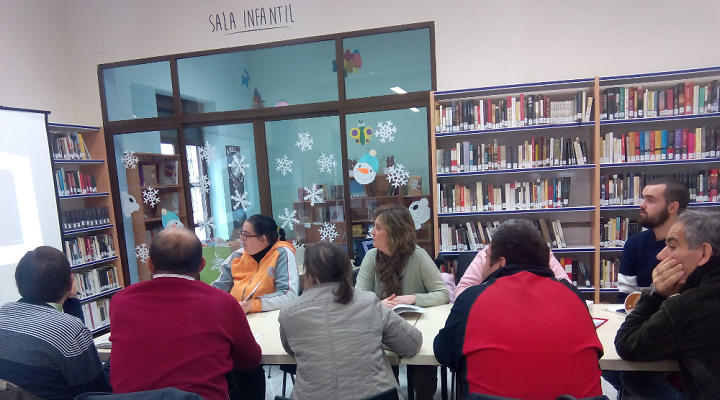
615, 210, 720, 399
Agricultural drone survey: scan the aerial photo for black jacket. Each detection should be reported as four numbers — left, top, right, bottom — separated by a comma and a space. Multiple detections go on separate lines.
615, 256, 720, 400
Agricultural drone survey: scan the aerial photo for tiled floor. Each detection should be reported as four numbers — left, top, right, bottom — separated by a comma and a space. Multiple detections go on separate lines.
262, 366, 617, 400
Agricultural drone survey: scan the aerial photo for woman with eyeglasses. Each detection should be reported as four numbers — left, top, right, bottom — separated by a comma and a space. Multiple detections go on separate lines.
212, 214, 299, 314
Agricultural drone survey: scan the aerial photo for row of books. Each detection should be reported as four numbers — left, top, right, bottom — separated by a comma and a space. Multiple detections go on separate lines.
439, 218, 569, 252
601, 126, 720, 164
50, 131, 92, 160
55, 168, 97, 196
82, 298, 110, 331
600, 80, 719, 121
72, 266, 121, 300
437, 177, 572, 213
600, 258, 620, 289
601, 170, 719, 206
561, 257, 592, 289
434, 91, 594, 133
600, 217, 643, 248
63, 234, 116, 266
61, 207, 111, 232
437, 136, 589, 174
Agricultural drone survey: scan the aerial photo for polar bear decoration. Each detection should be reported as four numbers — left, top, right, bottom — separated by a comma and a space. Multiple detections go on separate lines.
120, 191, 140, 217
408, 197, 431, 230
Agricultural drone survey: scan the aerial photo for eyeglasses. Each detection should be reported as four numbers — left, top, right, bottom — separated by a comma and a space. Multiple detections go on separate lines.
240, 232, 261, 240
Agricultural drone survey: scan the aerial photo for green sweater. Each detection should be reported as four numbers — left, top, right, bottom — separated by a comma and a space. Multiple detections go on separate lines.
356, 246, 449, 307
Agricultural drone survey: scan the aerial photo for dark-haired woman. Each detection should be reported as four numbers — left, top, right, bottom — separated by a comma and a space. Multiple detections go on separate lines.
356, 204, 448, 400
213, 214, 299, 314
279, 243, 422, 400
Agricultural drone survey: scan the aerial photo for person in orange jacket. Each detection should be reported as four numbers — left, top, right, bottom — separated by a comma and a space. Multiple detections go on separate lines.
213, 214, 299, 314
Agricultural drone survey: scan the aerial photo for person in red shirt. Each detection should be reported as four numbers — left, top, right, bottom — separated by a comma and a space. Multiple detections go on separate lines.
434, 219, 603, 400
109, 228, 261, 400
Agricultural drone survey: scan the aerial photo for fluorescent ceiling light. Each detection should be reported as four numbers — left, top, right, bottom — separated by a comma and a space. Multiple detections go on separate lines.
409, 107, 420, 112
390, 86, 407, 94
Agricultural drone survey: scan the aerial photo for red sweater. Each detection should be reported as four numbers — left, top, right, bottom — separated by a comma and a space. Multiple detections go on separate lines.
109, 277, 261, 400
435, 266, 603, 400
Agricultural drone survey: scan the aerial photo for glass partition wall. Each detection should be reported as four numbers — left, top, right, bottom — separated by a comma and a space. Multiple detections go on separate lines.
100, 23, 436, 283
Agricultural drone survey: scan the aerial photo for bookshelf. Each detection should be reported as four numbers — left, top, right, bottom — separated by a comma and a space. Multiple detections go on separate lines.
48, 123, 124, 334
124, 153, 188, 281
430, 66, 720, 303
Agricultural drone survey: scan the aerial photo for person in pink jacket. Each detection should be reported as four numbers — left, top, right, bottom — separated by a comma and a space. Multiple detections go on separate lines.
455, 247, 570, 300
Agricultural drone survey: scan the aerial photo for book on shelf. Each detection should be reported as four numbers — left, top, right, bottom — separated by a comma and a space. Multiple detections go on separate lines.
437, 136, 589, 174
63, 234, 116, 266
601, 126, 720, 164
600, 257, 620, 289
600, 217, 643, 248
55, 168, 97, 196
435, 90, 594, 133
82, 298, 111, 331
50, 131, 92, 160
437, 177, 572, 213
73, 266, 121, 299
601, 169, 719, 205
61, 207, 110, 231
600, 80, 719, 121
140, 165, 158, 186
439, 218, 568, 252
558, 257, 592, 288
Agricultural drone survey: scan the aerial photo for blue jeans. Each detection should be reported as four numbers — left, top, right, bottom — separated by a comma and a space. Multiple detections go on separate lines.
604, 371, 684, 400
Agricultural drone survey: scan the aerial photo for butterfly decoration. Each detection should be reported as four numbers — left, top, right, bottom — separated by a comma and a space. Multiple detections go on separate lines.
350, 120, 373, 145
252, 88, 265, 109
241, 68, 250, 90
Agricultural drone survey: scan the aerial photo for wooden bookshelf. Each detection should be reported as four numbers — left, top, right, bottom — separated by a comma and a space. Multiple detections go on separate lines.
430, 66, 720, 303
125, 153, 188, 281
48, 124, 124, 334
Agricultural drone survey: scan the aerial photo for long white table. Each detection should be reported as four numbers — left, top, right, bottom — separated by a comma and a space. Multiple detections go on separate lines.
95, 303, 679, 371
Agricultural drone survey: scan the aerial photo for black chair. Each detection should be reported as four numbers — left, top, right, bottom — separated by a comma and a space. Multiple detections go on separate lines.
279, 365, 296, 397
74, 388, 204, 400
455, 251, 479, 285
467, 394, 609, 400
274, 388, 398, 400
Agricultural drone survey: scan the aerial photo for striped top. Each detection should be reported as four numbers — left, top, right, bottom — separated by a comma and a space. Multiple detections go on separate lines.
0, 301, 110, 400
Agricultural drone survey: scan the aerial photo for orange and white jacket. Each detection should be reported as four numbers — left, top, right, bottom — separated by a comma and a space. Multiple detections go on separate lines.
212, 240, 298, 313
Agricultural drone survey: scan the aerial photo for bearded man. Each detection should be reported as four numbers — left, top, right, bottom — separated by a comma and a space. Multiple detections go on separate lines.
617, 177, 690, 299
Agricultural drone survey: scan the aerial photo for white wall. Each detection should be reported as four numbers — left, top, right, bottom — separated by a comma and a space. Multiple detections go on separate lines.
0, 0, 74, 122
3, 0, 720, 125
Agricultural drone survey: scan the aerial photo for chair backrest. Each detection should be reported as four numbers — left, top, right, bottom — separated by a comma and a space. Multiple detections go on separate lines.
455, 251, 478, 285
362, 388, 399, 400
74, 388, 203, 400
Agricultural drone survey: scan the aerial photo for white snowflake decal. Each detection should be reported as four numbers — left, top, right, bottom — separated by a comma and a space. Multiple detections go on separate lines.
275, 154, 293, 176
142, 186, 160, 207
319, 222, 339, 242
303, 184, 325, 206
193, 175, 211, 194
376, 120, 397, 143
230, 154, 250, 177
121, 150, 139, 169
199, 141, 217, 161
135, 243, 149, 263
278, 208, 300, 230
386, 163, 410, 188
295, 132, 313, 152
316, 153, 337, 174
211, 253, 225, 272
198, 215, 216, 236
231, 189, 251, 211
292, 239, 305, 250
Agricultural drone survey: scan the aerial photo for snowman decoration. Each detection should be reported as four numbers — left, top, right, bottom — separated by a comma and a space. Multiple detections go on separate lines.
161, 209, 185, 229
353, 149, 379, 185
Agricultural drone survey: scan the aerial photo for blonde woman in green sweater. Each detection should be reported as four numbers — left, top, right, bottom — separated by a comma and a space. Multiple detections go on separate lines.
356, 204, 448, 400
